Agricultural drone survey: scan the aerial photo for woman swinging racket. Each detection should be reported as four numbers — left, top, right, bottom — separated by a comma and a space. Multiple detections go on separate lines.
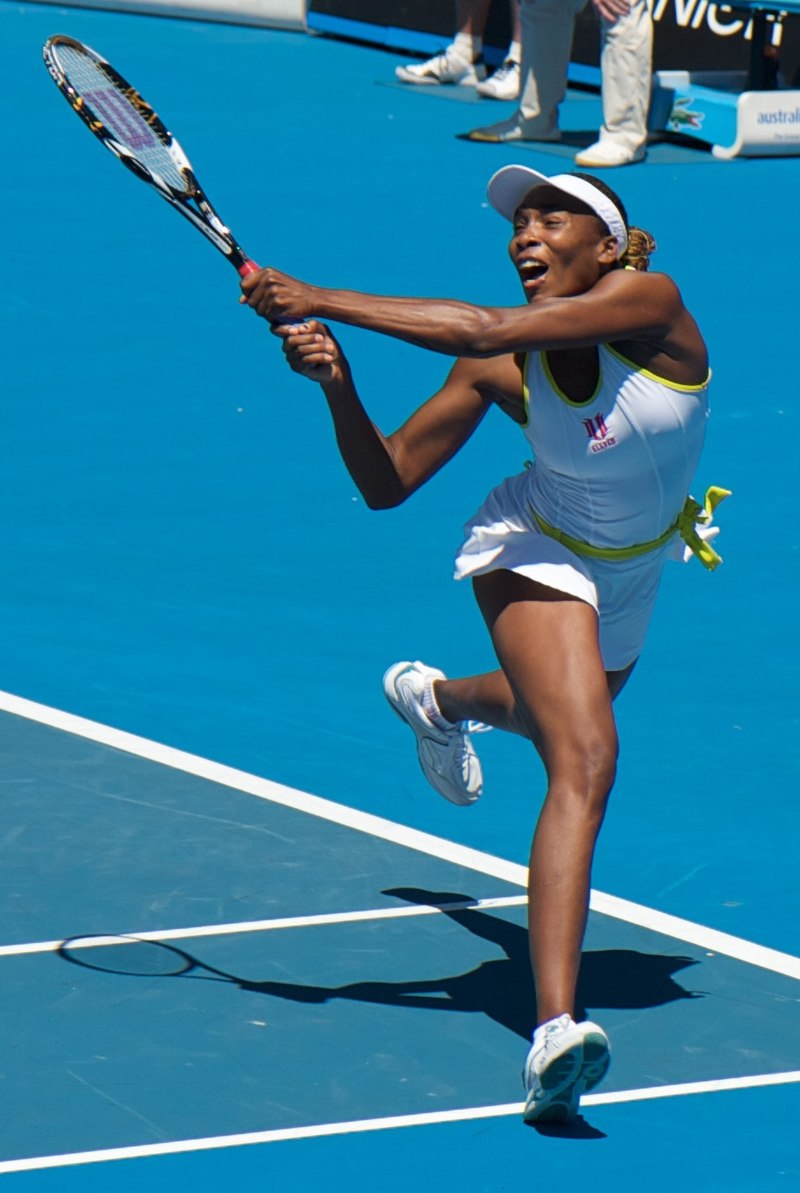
241, 166, 728, 1123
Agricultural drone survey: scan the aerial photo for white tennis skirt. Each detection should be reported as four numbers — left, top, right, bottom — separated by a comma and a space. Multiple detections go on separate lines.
453, 471, 673, 672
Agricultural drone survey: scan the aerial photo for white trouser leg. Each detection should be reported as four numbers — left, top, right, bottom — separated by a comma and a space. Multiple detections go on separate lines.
597, 0, 652, 154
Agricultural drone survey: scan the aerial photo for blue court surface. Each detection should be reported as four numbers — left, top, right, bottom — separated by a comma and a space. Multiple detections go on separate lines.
2, 3, 799, 1189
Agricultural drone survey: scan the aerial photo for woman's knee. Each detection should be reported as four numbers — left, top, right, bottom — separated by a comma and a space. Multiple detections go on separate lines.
547, 732, 619, 816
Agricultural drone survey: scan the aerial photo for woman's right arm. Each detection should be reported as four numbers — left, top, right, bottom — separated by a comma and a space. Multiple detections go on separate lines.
275, 321, 497, 510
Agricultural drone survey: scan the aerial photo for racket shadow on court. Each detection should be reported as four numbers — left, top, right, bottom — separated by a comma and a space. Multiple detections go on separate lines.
57, 888, 701, 1042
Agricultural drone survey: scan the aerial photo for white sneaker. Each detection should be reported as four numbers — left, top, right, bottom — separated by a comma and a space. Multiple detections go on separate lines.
476, 58, 521, 100
395, 45, 486, 87
464, 114, 560, 143
574, 140, 646, 168
522, 1015, 610, 1123
383, 660, 483, 806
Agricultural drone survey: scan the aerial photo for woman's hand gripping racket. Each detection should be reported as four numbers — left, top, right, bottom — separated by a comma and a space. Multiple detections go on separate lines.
42, 35, 261, 279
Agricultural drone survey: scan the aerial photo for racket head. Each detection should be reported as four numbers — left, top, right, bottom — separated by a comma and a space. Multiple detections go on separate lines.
43, 36, 193, 195
43, 35, 258, 275
58, 935, 195, 978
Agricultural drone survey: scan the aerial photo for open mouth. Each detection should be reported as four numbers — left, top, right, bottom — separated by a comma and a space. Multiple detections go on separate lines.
518, 258, 549, 286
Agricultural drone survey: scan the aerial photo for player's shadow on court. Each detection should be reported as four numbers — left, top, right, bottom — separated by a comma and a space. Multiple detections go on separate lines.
244, 885, 700, 1139
228, 886, 702, 1042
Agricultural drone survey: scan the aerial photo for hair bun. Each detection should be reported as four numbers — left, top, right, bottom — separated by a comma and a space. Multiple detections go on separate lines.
622, 227, 656, 272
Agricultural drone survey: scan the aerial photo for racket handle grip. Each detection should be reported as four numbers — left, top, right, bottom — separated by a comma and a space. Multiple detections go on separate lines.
237, 258, 305, 327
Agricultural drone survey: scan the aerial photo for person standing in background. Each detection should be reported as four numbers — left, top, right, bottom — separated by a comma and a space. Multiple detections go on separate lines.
396, 0, 523, 100
466, 0, 652, 167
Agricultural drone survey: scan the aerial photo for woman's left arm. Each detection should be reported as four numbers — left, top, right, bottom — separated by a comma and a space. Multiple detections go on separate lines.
240, 267, 683, 357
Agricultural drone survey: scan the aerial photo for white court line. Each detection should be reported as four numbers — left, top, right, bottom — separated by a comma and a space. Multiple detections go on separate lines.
0, 896, 528, 959
1, 687, 798, 980
0, 1070, 798, 1174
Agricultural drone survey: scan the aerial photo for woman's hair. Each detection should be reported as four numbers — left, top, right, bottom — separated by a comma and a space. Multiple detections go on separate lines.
572, 172, 656, 272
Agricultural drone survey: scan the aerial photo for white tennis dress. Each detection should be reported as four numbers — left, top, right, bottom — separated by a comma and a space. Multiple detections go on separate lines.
454, 344, 716, 671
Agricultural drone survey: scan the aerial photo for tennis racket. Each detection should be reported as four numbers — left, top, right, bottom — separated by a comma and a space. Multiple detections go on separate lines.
42, 35, 260, 278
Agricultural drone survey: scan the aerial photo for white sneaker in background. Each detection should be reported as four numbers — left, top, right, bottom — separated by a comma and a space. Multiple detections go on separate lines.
464, 114, 560, 143
574, 140, 647, 168
395, 45, 486, 87
476, 58, 521, 100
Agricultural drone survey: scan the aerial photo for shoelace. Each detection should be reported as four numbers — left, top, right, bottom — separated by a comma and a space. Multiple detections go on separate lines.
491, 59, 518, 83
525, 1015, 572, 1082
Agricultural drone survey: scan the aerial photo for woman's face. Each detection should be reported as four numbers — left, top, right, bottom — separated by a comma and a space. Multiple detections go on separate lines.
508, 185, 618, 301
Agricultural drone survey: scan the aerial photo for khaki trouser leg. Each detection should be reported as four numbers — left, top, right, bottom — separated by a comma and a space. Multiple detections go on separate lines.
517, 0, 588, 138
597, 0, 653, 155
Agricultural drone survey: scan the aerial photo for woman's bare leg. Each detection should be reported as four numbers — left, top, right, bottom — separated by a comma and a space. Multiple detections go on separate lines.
450, 569, 620, 1024
435, 658, 635, 733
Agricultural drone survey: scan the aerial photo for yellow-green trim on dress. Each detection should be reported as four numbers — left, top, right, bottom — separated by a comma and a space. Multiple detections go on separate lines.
532, 486, 732, 571
541, 351, 603, 408
604, 344, 712, 393
521, 352, 531, 427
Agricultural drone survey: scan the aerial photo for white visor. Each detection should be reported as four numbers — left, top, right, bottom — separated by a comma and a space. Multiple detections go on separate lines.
486, 165, 628, 258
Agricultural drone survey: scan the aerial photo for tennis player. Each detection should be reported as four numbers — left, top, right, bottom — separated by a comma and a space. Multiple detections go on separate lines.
240, 168, 727, 1123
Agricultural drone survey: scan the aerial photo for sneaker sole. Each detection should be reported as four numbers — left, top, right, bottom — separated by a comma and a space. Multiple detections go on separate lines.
573, 148, 647, 168
475, 80, 521, 100
417, 738, 478, 806
395, 70, 482, 86
465, 128, 561, 144
523, 1032, 610, 1124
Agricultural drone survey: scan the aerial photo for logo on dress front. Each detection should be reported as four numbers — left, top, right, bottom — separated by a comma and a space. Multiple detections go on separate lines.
582, 413, 617, 453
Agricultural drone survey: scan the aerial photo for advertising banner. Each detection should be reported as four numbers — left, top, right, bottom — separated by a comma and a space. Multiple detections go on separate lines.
308, 0, 800, 88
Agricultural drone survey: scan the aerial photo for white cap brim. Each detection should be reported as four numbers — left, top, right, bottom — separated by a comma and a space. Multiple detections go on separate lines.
486, 165, 628, 258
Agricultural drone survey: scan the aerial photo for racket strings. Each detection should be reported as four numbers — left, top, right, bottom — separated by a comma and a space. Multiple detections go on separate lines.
53, 45, 190, 195
44, 36, 255, 273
